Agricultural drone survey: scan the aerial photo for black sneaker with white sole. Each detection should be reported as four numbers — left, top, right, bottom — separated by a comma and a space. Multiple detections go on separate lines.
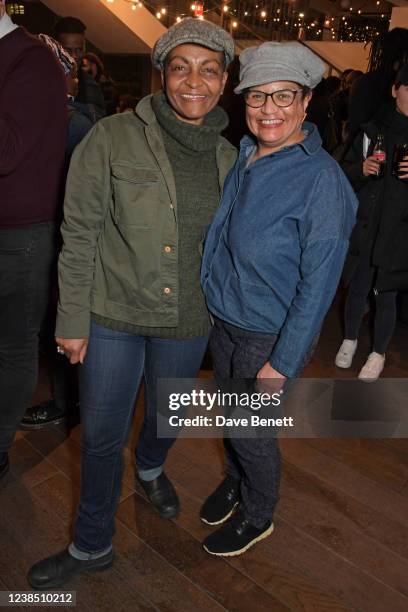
200, 476, 240, 525
202, 509, 273, 557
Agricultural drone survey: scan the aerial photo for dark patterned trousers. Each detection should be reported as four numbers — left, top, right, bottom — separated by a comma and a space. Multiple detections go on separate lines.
209, 317, 282, 528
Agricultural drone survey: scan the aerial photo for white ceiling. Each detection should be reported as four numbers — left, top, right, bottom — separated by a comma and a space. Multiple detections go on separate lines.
41, 0, 167, 53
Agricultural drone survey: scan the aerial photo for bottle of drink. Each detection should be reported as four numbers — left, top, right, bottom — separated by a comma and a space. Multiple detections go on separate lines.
371, 133, 386, 178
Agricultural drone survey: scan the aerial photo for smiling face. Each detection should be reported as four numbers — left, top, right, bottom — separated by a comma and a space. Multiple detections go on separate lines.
392, 83, 408, 117
245, 80, 312, 158
162, 43, 228, 126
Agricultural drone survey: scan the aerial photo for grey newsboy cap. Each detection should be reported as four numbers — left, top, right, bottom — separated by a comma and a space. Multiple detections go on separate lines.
152, 17, 235, 70
234, 41, 325, 94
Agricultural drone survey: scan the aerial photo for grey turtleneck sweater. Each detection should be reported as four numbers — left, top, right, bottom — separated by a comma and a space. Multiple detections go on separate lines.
94, 90, 229, 338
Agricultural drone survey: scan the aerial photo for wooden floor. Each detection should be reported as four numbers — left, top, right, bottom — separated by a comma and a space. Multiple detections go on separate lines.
1, 299, 408, 611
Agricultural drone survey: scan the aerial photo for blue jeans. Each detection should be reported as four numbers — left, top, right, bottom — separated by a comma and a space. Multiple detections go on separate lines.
74, 322, 208, 552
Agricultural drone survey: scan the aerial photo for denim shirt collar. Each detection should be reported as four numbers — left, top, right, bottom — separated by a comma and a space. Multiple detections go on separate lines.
239, 121, 322, 165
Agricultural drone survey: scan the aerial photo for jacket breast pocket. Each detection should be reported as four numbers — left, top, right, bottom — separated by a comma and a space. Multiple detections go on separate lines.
111, 165, 160, 228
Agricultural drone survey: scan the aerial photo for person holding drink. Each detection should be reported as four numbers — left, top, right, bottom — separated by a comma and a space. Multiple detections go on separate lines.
335, 64, 408, 380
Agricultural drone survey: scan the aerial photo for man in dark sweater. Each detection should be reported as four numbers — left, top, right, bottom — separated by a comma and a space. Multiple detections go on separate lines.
0, 0, 67, 478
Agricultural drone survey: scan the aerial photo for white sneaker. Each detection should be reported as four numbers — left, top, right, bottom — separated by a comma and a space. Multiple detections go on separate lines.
358, 352, 385, 382
335, 339, 358, 368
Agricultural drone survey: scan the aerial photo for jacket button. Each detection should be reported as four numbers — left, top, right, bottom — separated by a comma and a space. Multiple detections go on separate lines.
164, 245, 172, 253
170, 204, 174, 209
164, 287, 171, 295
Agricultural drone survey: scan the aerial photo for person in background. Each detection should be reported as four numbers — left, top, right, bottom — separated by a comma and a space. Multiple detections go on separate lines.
21, 35, 94, 431
306, 75, 342, 153
200, 41, 357, 557
116, 94, 139, 114
82, 52, 118, 116
0, 0, 67, 476
305, 78, 329, 140
335, 64, 408, 380
54, 16, 105, 121
27, 18, 236, 589
65, 61, 95, 158
341, 68, 354, 90
37, 34, 94, 160
333, 68, 355, 140
348, 28, 408, 139
339, 70, 363, 143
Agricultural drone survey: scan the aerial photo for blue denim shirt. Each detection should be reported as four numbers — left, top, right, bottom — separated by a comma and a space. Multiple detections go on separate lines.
201, 123, 357, 378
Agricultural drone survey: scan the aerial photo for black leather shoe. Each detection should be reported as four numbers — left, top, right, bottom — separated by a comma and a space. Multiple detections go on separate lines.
203, 509, 274, 557
138, 472, 180, 519
200, 475, 240, 525
0, 453, 9, 480
20, 400, 66, 430
27, 548, 114, 590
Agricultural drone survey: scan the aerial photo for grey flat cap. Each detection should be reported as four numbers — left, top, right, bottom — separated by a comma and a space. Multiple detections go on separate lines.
152, 17, 235, 70
235, 41, 325, 94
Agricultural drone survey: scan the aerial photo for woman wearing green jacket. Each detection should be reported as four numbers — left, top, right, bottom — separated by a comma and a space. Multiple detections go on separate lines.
28, 18, 236, 590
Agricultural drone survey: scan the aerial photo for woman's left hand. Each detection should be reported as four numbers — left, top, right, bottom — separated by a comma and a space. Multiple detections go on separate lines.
398, 155, 408, 180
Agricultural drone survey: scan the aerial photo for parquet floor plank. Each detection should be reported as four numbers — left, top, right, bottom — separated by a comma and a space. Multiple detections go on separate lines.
117, 493, 289, 612
30, 472, 227, 612
163, 447, 408, 612
305, 438, 408, 493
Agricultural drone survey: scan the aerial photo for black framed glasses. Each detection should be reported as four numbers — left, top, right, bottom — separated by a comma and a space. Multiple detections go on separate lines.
243, 89, 303, 108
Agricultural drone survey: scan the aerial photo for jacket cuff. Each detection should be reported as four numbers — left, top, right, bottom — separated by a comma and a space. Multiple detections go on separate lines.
268, 354, 298, 379
55, 312, 90, 339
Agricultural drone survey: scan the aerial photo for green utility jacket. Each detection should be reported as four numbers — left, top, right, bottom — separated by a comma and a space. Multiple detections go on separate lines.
56, 94, 237, 339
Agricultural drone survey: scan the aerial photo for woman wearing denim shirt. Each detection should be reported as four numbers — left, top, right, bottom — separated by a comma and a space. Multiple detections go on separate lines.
200, 42, 357, 557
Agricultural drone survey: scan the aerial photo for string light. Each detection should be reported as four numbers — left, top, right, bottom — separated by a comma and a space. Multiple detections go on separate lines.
114, 0, 389, 44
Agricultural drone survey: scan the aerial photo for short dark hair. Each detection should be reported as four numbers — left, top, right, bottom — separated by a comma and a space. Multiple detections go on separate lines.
54, 16, 86, 36
394, 63, 408, 89
301, 85, 311, 99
